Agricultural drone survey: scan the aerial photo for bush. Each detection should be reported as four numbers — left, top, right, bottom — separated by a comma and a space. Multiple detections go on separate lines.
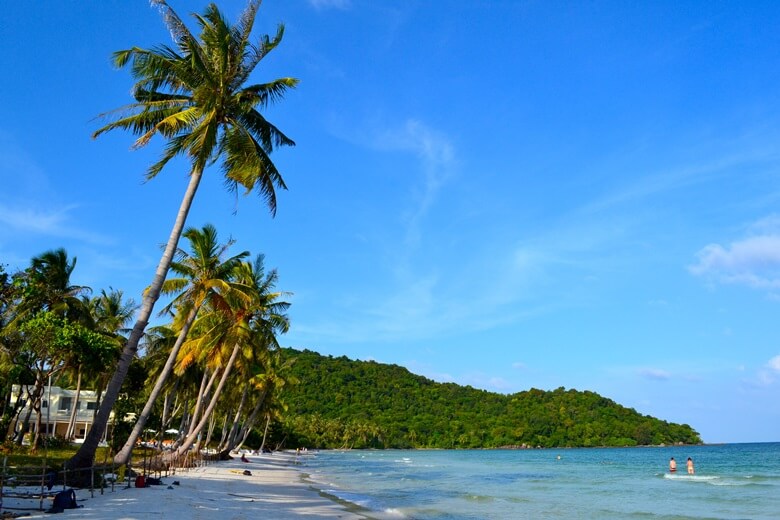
41, 435, 71, 449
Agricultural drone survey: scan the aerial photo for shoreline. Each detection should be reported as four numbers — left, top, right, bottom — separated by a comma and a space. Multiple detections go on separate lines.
2, 451, 375, 519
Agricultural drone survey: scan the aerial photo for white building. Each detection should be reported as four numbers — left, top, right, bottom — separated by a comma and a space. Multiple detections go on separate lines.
10, 385, 108, 442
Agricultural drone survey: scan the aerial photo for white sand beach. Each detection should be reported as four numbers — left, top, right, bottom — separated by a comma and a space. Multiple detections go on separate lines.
2, 452, 372, 519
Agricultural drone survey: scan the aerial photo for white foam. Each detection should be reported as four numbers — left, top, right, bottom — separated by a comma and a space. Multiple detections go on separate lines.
663, 473, 720, 482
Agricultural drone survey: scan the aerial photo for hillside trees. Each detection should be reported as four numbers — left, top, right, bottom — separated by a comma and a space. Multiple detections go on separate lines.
279, 349, 702, 449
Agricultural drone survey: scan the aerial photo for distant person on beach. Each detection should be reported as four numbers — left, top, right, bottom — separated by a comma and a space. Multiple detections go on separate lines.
687, 457, 694, 475
241, 453, 249, 463
669, 457, 677, 473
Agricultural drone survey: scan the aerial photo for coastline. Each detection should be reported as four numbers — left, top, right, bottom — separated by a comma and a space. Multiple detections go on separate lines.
3, 451, 374, 519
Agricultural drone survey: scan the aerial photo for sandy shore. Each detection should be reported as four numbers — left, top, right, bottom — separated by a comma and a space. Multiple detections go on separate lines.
2, 452, 373, 519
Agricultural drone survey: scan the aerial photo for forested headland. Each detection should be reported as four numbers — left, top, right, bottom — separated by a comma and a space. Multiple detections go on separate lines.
278, 348, 701, 450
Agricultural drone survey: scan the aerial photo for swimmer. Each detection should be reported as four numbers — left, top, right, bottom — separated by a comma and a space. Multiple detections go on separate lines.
669, 457, 677, 473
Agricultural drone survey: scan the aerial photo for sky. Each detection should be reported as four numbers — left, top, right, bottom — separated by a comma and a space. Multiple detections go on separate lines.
1, 0, 779, 444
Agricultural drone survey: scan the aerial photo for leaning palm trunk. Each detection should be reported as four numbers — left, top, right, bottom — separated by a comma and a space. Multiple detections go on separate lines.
68, 167, 204, 470
187, 368, 219, 441
65, 369, 82, 440
191, 368, 222, 454
222, 387, 248, 451
160, 382, 178, 433
91, 379, 105, 423
114, 306, 198, 464
204, 410, 220, 448
230, 390, 267, 453
172, 343, 241, 459
177, 405, 190, 442
259, 413, 272, 453
216, 410, 232, 451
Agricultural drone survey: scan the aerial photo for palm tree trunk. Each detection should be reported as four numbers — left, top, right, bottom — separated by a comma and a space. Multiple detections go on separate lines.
91, 379, 105, 423
204, 410, 219, 448
160, 383, 175, 431
188, 368, 218, 438
177, 405, 190, 443
68, 166, 204, 471
217, 410, 232, 451
224, 387, 248, 450
192, 372, 222, 453
65, 369, 82, 440
259, 413, 271, 452
113, 306, 198, 464
231, 390, 266, 452
173, 343, 241, 458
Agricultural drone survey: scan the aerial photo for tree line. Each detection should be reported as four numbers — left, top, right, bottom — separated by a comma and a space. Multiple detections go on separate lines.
277, 348, 702, 449
0, 226, 295, 463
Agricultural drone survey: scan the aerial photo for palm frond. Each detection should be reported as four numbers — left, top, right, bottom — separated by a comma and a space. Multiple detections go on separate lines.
96, 0, 296, 218
232, 21, 284, 87
240, 78, 299, 110
150, 0, 198, 55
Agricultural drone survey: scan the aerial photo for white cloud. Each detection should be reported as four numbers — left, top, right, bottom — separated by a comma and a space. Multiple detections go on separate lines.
742, 355, 780, 388
512, 362, 526, 370
689, 229, 780, 290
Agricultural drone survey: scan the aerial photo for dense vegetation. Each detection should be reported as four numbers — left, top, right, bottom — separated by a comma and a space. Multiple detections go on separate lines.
279, 348, 701, 450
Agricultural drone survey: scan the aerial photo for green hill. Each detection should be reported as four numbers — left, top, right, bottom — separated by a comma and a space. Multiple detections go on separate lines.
278, 348, 701, 449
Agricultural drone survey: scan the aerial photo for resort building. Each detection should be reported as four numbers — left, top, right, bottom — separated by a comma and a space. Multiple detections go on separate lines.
9, 385, 109, 443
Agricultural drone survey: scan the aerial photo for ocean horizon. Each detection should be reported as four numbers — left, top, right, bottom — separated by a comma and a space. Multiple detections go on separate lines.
301, 442, 780, 519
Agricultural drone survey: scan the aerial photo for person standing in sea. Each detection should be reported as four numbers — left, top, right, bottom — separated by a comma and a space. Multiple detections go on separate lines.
669, 457, 677, 473
687, 457, 694, 475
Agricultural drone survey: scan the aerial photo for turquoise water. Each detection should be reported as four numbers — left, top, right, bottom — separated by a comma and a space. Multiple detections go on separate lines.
302, 443, 780, 519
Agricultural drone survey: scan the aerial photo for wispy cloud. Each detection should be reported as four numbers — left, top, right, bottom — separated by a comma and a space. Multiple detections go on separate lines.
739, 354, 780, 389
308, 0, 350, 11
768, 355, 780, 372
374, 119, 455, 249
638, 368, 672, 380
0, 203, 112, 245
689, 216, 780, 291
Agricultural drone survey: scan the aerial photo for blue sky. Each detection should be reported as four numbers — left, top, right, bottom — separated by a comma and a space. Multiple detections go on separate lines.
2, 1, 780, 444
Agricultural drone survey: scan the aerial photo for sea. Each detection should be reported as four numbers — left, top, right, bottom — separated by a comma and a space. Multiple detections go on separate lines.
300, 443, 780, 519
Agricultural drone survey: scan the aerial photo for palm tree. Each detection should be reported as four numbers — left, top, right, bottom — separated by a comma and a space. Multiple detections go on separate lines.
172, 255, 289, 458
64, 289, 137, 440
113, 224, 248, 464
223, 348, 296, 453
15, 249, 90, 323
90, 289, 138, 338
5, 250, 90, 447
70, 0, 297, 470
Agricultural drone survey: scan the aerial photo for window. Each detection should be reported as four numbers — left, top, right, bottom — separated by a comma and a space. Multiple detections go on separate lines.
41, 400, 48, 408
59, 397, 72, 411
86, 401, 98, 410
